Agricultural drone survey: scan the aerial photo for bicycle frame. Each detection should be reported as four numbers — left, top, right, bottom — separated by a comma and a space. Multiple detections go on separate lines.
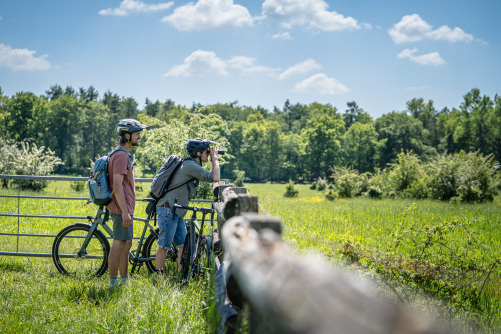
77, 205, 160, 272
173, 201, 215, 280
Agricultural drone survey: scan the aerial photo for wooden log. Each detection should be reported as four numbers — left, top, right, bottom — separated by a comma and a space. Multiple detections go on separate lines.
215, 261, 238, 334
221, 215, 450, 334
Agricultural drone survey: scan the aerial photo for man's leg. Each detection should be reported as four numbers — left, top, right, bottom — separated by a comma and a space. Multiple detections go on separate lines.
156, 247, 168, 271
109, 240, 126, 287
155, 207, 176, 272
177, 246, 183, 270
119, 239, 132, 277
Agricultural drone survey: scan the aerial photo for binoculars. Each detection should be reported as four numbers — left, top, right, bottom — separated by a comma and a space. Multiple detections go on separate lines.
207, 148, 226, 155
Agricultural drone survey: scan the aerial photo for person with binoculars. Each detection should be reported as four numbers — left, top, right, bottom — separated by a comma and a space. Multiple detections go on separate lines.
155, 139, 221, 273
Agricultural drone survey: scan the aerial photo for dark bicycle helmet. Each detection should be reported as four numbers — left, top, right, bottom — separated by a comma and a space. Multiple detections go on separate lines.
186, 138, 215, 156
116, 119, 147, 135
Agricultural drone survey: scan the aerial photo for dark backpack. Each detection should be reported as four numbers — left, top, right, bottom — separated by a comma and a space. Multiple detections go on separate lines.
88, 148, 132, 206
149, 155, 194, 201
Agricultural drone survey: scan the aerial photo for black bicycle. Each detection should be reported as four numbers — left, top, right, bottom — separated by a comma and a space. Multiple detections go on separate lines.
51, 200, 178, 277
173, 200, 216, 281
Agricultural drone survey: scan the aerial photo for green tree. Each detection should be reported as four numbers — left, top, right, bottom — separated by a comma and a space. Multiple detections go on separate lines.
302, 114, 345, 180
343, 122, 383, 173
342, 101, 372, 129
406, 98, 438, 148
239, 122, 266, 181
375, 111, 435, 167
7, 92, 38, 140
46, 95, 81, 169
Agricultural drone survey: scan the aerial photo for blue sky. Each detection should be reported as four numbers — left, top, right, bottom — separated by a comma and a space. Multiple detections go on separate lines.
1, 0, 500, 118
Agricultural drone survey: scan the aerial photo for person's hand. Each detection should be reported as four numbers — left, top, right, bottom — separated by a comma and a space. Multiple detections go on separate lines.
209, 147, 218, 160
122, 212, 132, 228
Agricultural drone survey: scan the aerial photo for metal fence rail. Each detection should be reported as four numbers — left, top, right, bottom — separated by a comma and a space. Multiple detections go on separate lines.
0, 174, 212, 258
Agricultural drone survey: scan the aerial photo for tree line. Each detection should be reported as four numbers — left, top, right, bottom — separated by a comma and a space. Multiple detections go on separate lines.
1, 84, 500, 184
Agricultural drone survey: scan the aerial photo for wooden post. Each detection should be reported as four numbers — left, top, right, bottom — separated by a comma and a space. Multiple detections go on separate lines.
221, 214, 450, 334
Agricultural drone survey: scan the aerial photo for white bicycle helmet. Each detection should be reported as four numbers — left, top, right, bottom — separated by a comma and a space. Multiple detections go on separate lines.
116, 119, 147, 135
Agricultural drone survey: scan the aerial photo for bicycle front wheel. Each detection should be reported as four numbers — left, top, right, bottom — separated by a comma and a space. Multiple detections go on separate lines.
180, 234, 191, 280
191, 236, 212, 280
52, 223, 110, 277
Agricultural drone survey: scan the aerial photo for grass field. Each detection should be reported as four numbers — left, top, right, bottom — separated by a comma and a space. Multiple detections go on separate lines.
1, 180, 500, 333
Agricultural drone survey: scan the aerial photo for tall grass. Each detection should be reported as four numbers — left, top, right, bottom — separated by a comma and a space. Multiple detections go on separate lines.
0, 180, 218, 333
2, 181, 500, 332
248, 183, 501, 333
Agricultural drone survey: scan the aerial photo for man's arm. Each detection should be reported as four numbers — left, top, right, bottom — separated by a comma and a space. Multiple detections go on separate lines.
113, 173, 132, 228
209, 147, 220, 182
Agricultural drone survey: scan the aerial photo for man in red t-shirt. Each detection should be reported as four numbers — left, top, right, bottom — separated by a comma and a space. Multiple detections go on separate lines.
107, 119, 147, 288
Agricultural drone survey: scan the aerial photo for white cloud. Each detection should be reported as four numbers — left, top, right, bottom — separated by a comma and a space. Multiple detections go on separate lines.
397, 48, 446, 66
165, 51, 280, 77
0, 44, 51, 71
228, 56, 279, 76
99, 0, 173, 16
164, 50, 228, 77
162, 0, 253, 31
262, 0, 360, 31
271, 32, 292, 40
278, 59, 321, 80
293, 73, 349, 94
389, 14, 473, 44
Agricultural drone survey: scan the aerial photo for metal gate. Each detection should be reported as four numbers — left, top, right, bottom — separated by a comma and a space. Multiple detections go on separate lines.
0, 174, 211, 258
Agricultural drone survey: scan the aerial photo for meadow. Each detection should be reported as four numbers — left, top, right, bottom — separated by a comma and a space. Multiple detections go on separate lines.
0, 181, 500, 333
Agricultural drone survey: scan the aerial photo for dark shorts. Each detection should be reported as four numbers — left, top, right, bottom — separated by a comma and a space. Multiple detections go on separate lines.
110, 212, 134, 241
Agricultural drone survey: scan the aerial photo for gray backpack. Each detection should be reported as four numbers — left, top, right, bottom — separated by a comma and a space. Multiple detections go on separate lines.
149, 155, 194, 201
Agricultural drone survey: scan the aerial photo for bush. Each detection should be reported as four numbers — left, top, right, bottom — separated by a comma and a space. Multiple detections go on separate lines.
316, 177, 328, 191
233, 170, 245, 187
387, 151, 422, 193
428, 151, 499, 203
310, 182, 317, 190
70, 181, 85, 192
194, 182, 213, 199
0, 138, 63, 191
456, 152, 499, 202
331, 166, 360, 198
284, 179, 299, 198
367, 186, 383, 199
428, 153, 462, 201
325, 190, 337, 201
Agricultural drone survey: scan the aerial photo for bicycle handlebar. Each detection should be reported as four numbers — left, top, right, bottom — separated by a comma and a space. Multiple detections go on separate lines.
172, 203, 214, 215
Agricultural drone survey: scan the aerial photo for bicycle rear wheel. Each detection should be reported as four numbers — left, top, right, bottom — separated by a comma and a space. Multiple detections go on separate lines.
142, 228, 179, 273
52, 223, 110, 277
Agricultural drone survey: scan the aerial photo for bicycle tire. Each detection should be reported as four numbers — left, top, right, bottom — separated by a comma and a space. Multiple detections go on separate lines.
52, 223, 110, 277
180, 234, 191, 280
142, 228, 178, 273
190, 236, 212, 280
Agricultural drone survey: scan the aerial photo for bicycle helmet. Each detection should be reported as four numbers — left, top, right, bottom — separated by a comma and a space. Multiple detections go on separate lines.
186, 138, 215, 156
116, 119, 147, 135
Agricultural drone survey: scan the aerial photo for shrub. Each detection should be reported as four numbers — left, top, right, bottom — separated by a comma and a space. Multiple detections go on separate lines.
310, 182, 317, 190
316, 177, 328, 191
233, 170, 245, 187
367, 185, 383, 199
331, 166, 360, 198
387, 151, 422, 193
194, 182, 213, 199
284, 179, 299, 198
428, 151, 499, 203
70, 181, 85, 192
0, 139, 63, 191
456, 152, 499, 202
428, 153, 462, 201
325, 190, 337, 201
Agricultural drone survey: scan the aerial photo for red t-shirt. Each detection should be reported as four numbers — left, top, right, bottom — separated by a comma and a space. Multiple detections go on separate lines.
106, 149, 135, 215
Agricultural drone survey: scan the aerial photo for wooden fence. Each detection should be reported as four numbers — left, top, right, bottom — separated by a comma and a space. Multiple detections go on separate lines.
212, 183, 450, 334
